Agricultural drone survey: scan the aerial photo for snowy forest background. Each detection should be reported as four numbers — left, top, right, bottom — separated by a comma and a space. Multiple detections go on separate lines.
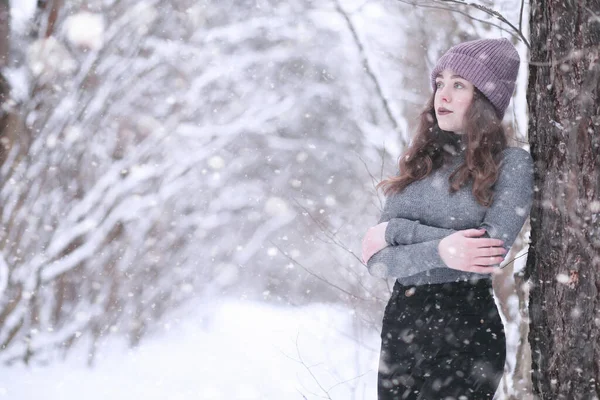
0, 0, 536, 398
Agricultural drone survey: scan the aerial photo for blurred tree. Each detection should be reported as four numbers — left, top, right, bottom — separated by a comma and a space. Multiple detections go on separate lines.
0, 0, 538, 375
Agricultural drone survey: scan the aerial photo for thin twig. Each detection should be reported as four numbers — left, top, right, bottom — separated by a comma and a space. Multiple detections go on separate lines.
328, 249, 387, 303
436, 0, 530, 48
394, 0, 530, 48
289, 196, 368, 268
396, 0, 515, 38
295, 331, 335, 400
354, 150, 383, 200
518, 0, 525, 33
327, 369, 373, 392
501, 251, 529, 269
269, 240, 368, 302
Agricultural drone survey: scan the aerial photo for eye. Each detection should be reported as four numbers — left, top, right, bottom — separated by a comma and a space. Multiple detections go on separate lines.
454, 82, 464, 88
435, 81, 442, 88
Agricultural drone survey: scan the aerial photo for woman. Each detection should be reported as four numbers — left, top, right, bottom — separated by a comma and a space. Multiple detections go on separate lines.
361, 38, 534, 399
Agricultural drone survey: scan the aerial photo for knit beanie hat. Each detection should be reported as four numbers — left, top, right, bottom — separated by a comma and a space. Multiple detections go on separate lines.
430, 38, 520, 120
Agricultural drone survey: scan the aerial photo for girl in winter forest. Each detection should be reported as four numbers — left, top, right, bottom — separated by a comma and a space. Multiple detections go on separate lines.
361, 38, 534, 400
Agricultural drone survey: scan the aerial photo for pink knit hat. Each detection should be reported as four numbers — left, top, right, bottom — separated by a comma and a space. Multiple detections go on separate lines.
430, 38, 520, 120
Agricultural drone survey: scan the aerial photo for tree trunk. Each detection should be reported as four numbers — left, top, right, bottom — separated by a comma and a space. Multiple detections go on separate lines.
0, 0, 10, 165
527, 1, 600, 399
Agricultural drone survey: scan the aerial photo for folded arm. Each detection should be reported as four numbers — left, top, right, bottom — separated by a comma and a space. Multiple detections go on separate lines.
376, 189, 459, 245
367, 147, 534, 279
366, 237, 448, 279
384, 217, 458, 245
476, 148, 535, 263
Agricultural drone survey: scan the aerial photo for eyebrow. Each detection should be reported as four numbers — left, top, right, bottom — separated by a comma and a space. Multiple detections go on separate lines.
435, 73, 465, 80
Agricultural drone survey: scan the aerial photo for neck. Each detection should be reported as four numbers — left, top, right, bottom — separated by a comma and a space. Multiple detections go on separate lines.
443, 132, 467, 157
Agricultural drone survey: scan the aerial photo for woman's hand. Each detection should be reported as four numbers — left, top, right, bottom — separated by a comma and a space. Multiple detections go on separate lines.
438, 228, 507, 274
361, 222, 389, 264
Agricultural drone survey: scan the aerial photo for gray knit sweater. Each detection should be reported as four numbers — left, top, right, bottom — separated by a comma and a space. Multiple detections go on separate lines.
366, 143, 534, 285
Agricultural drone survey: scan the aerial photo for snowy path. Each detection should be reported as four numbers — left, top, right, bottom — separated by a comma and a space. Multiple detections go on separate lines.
0, 299, 379, 400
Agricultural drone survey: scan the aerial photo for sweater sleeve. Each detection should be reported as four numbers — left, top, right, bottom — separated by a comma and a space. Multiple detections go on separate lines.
477, 147, 534, 265
367, 189, 451, 279
385, 218, 458, 245
376, 192, 458, 245
366, 238, 449, 279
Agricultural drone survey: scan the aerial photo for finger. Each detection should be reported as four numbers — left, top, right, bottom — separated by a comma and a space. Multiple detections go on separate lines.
470, 238, 505, 248
478, 247, 508, 257
471, 265, 502, 275
462, 228, 488, 237
465, 265, 497, 274
474, 255, 505, 265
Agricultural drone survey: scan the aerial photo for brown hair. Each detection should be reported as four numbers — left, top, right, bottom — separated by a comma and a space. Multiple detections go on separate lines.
376, 88, 507, 207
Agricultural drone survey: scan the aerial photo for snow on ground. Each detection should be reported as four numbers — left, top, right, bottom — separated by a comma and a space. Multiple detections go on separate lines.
0, 298, 380, 400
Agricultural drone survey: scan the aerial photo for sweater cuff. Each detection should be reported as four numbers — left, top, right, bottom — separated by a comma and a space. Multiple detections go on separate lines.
427, 238, 447, 269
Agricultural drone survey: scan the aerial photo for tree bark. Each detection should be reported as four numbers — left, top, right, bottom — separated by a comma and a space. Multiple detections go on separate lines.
35, 0, 62, 38
527, 1, 600, 399
0, 0, 10, 164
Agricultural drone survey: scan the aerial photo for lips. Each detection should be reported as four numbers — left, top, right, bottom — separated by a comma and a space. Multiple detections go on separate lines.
437, 108, 452, 115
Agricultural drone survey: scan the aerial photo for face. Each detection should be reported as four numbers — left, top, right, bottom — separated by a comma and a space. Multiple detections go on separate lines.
434, 69, 475, 134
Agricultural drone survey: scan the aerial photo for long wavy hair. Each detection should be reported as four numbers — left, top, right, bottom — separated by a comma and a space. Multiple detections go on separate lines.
376, 87, 507, 207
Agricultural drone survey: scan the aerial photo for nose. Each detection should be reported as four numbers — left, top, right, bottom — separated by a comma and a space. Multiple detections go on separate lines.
438, 86, 451, 103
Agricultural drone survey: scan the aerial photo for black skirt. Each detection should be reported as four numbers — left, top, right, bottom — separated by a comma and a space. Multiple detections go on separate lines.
377, 279, 506, 400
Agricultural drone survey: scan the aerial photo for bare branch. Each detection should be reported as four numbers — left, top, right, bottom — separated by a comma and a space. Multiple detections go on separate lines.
269, 240, 368, 302
396, 0, 515, 37
295, 331, 335, 400
518, 0, 525, 33
333, 0, 408, 147
395, 0, 530, 48
438, 0, 529, 48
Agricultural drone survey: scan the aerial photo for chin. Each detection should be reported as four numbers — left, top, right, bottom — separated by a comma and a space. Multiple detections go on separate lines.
438, 124, 455, 132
